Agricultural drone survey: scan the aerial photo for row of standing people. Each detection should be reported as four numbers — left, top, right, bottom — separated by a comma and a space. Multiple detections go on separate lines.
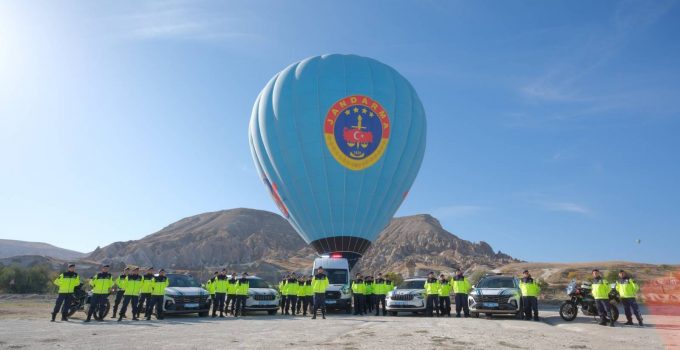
350, 272, 395, 316
203, 270, 252, 317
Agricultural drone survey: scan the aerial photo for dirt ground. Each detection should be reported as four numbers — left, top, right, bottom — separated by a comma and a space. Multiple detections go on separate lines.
0, 295, 678, 350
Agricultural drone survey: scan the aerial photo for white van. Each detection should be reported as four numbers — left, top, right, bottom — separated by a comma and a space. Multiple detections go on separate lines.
312, 255, 352, 313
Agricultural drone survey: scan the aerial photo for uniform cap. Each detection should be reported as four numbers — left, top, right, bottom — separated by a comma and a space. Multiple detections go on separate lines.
159, 269, 165, 272
103, 264, 110, 268
68, 263, 75, 268
522, 270, 529, 273
124, 267, 130, 271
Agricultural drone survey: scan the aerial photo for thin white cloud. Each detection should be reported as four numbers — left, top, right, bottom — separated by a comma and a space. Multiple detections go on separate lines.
115, 1, 262, 43
432, 205, 486, 219
518, 192, 592, 216
541, 201, 591, 215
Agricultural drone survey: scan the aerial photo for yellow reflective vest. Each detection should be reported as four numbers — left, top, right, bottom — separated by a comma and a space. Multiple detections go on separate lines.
519, 277, 541, 297
235, 278, 249, 295
151, 275, 169, 296
140, 273, 155, 294
312, 274, 329, 293
424, 278, 440, 295
297, 282, 306, 297
452, 276, 470, 294
115, 274, 128, 291
89, 272, 114, 294
616, 278, 639, 299
592, 278, 610, 300
438, 279, 453, 296
53, 271, 80, 294
284, 278, 299, 296
205, 277, 216, 295
124, 275, 143, 296
304, 281, 314, 296
227, 279, 238, 294
213, 276, 229, 293
351, 280, 365, 295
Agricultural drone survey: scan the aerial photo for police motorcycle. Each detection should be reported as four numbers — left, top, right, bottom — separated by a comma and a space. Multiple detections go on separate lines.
559, 279, 620, 322
66, 283, 111, 320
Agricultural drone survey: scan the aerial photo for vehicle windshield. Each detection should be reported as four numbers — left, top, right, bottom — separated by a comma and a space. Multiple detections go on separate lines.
397, 280, 425, 290
248, 279, 270, 288
476, 277, 516, 289
168, 275, 201, 288
325, 269, 348, 285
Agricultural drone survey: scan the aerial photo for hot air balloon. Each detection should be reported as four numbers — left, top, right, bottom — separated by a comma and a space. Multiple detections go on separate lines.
249, 54, 426, 269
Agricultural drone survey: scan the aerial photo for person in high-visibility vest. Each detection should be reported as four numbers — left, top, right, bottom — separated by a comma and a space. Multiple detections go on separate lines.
311, 266, 330, 319
451, 269, 470, 317
616, 270, 643, 326
424, 272, 441, 317
145, 269, 169, 320
205, 271, 218, 310
51, 263, 80, 322
295, 275, 307, 315
226, 271, 238, 316
364, 275, 374, 315
438, 273, 452, 317
118, 267, 142, 321
86, 264, 113, 322
111, 266, 129, 318
233, 272, 250, 317
303, 275, 314, 316
278, 274, 289, 312
519, 270, 541, 321
212, 269, 229, 317
373, 273, 388, 316
351, 273, 365, 315
136, 267, 155, 318
284, 273, 299, 315
591, 269, 614, 327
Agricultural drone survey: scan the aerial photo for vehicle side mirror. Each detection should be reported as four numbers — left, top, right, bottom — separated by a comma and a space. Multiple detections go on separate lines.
471, 285, 476, 289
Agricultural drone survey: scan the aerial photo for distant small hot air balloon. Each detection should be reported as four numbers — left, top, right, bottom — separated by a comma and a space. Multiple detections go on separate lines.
636, 239, 641, 244
249, 54, 427, 269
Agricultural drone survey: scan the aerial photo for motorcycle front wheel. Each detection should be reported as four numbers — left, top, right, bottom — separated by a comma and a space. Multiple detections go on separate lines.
610, 304, 619, 322
559, 301, 578, 321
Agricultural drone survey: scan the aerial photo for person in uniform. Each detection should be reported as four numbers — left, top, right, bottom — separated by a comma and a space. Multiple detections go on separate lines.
295, 275, 307, 315
616, 270, 643, 326
303, 275, 314, 316
145, 269, 169, 320
206, 271, 218, 308
212, 269, 228, 317
519, 270, 541, 321
279, 273, 289, 312
311, 266, 330, 320
234, 272, 250, 317
136, 267, 155, 319
51, 263, 80, 322
438, 273, 452, 317
85, 264, 113, 322
111, 266, 129, 318
351, 273, 365, 315
451, 269, 470, 318
424, 272, 441, 317
226, 271, 238, 316
373, 273, 388, 316
364, 275, 374, 315
118, 267, 142, 321
284, 273, 299, 315
591, 269, 614, 327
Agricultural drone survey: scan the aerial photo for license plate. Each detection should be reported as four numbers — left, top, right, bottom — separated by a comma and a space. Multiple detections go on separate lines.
185, 303, 199, 308
482, 302, 498, 308
326, 300, 336, 304
392, 301, 406, 306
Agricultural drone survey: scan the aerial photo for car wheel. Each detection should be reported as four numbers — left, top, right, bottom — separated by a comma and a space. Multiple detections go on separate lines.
198, 311, 209, 317
485, 313, 492, 318
389, 311, 397, 316
472, 312, 479, 318
267, 310, 277, 315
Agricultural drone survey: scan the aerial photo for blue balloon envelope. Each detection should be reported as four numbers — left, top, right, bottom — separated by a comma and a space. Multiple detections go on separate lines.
249, 54, 426, 266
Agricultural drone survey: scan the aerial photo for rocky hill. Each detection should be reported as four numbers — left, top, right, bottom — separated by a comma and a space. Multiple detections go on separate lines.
85, 208, 515, 281
0, 239, 85, 260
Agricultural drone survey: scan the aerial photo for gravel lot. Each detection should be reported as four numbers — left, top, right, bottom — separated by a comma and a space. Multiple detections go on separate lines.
0, 297, 678, 350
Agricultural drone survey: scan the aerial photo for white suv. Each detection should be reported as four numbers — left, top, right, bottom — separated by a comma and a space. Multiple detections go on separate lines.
238, 276, 280, 315
385, 277, 427, 315
468, 275, 521, 318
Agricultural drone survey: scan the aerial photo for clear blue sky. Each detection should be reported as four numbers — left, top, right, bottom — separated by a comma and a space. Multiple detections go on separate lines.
1, 1, 679, 263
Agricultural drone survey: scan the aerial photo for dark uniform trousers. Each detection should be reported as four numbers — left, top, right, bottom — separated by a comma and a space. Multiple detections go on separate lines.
52, 293, 74, 319
112, 290, 125, 316
136, 293, 151, 317
439, 296, 451, 316
364, 294, 375, 314
280, 294, 287, 310
522, 296, 539, 319
596, 299, 612, 322
353, 294, 365, 315
119, 296, 139, 318
426, 294, 439, 316
621, 298, 642, 323
226, 294, 236, 314
303, 296, 313, 315
87, 293, 108, 320
145, 295, 164, 319
234, 295, 247, 316
284, 295, 297, 314
375, 294, 386, 315
213, 293, 226, 315
313, 292, 326, 316
454, 293, 470, 316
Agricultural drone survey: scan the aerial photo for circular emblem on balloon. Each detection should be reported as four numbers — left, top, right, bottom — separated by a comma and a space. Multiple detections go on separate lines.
323, 95, 390, 170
